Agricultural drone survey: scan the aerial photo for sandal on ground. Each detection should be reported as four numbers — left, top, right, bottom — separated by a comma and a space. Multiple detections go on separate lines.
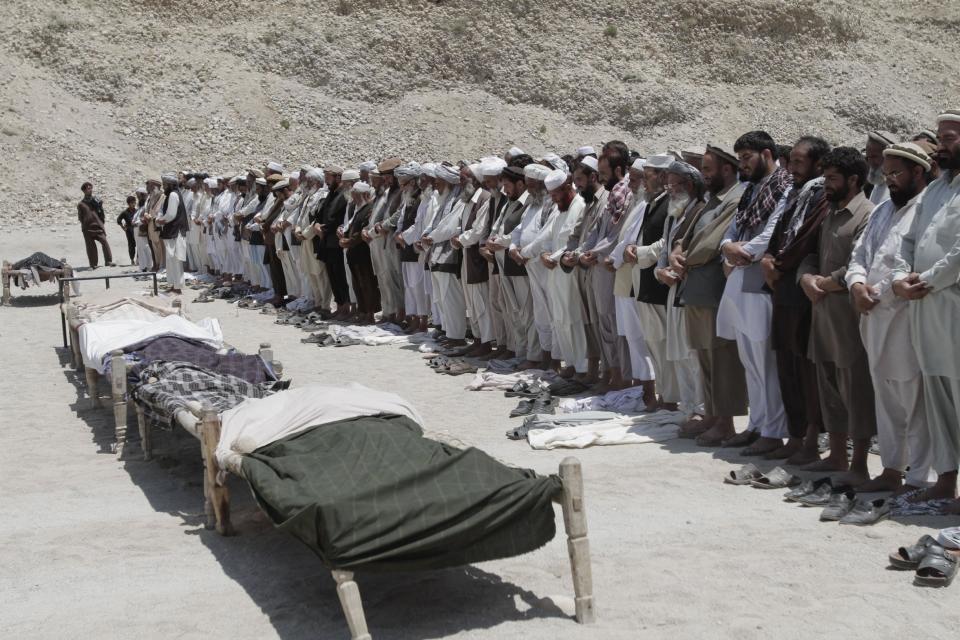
915, 545, 958, 587
724, 463, 762, 485
749, 466, 800, 489
722, 430, 759, 448
889, 535, 938, 570
784, 477, 832, 502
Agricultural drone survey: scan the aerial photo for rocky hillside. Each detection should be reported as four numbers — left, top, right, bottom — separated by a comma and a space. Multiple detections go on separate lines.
1, 0, 957, 231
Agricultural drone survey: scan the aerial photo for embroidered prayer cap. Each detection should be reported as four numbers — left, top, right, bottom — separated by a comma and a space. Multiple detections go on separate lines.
161, 173, 179, 185
266, 161, 285, 173
358, 160, 377, 173
645, 154, 674, 170
705, 143, 738, 166
271, 179, 290, 191
867, 130, 898, 147
938, 109, 960, 125
579, 156, 599, 173
377, 157, 402, 174
324, 165, 344, 175
523, 163, 551, 181
913, 139, 938, 159
228, 175, 242, 185
544, 168, 568, 192
341, 169, 361, 182
503, 166, 525, 181
435, 163, 461, 184
629, 158, 647, 172
914, 130, 939, 145
352, 181, 372, 194
481, 158, 507, 176
576, 145, 596, 158
883, 142, 932, 171
247, 168, 265, 178
507, 146, 526, 159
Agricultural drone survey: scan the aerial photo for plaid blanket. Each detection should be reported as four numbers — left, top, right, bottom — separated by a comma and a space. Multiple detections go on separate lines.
132, 360, 273, 427
735, 166, 792, 232
104, 336, 275, 385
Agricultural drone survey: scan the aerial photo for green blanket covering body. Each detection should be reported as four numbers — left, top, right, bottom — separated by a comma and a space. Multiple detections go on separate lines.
241, 414, 563, 572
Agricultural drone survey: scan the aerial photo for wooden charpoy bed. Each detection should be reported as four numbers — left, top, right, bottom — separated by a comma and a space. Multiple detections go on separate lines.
1, 258, 73, 305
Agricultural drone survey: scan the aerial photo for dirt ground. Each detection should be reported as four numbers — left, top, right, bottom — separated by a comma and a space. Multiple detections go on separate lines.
2, 227, 958, 640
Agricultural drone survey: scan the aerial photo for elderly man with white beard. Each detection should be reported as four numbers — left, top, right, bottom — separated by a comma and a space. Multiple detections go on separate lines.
405, 163, 439, 331
654, 160, 707, 419
296, 167, 333, 315
155, 174, 189, 295
274, 171, 305, 301
392, 162, 427, 332
422, 163, 466, 346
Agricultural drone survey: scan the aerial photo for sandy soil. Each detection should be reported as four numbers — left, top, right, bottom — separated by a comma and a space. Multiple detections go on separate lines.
2, 227, 959, 640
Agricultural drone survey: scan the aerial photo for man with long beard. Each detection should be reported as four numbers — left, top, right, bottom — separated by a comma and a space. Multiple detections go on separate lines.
847, 142, 933, 494
423, 163, 466, 346
155, 174, 189, 295
717, 131, 792, 454
797, 147, 876, 484
892, 109, 960, 509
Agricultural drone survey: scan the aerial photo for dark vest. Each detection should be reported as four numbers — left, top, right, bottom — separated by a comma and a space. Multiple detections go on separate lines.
501, 197, 528, 277
635, 193, 670, 305
398, 191, 421, 263
158, 189, 188, 240
464, 190, 492, 284
488, 193, 506, 276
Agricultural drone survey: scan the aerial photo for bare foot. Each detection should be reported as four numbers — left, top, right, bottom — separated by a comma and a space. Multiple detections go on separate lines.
741, 437, 784, 456
558, 366, 575, 379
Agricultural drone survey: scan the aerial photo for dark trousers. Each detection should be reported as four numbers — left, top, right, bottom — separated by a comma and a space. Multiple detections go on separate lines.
266, 245, 287, 298
320, 248, 350, 305
776, 349, 823, 438
82, 230, 113, 268
123, 229, 136, 262
349, 258, 382, 314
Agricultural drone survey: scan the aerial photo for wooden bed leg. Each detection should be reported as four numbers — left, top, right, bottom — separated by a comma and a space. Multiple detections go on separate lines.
136, 404, 151, 461
258, 342, 273, 365
111, 351, 129, 460
200, 409, 234, 536
1, 261, 11, 306
172, 298, 183, 316
65, 305, 79, 369
559, 457, 595, 624
332, 571, 372, 640
85, 367, 101, 409
62, 261, 76, 296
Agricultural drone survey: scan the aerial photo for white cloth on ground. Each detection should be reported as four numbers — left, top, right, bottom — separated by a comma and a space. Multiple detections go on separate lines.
558, 385, 647, 414
527, 410, 683, 449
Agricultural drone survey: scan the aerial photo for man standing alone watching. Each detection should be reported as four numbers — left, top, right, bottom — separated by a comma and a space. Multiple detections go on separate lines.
77, 182, 115, 269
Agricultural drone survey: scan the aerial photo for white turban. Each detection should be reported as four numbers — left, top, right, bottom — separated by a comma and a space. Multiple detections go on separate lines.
341, 169, 361, 182
161, 173, 178, 185
255, 177, 267, 186
266, 161, 284, 173
507, 146, 525, 159
435, 164, 461, 184
544, 169, 567, 192
481, 158, 507, 176
135, 186, 147, 195
420, 162, 437, 178
469, 163, 484, 183
645, 154, 672, 170
300, 164, 314, 172
306, 168, 325, 181
580, 157, 599, 173
523, 164, 551, 181
396, 162, 422, 179
186, 178, 196, 187
352, 181, 372, 194
204, 178, 218, 188
576, 145, 596, 157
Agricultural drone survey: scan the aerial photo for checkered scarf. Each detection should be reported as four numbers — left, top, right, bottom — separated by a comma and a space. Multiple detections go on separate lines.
133, 360, 273, 427
735, 166, 792, 232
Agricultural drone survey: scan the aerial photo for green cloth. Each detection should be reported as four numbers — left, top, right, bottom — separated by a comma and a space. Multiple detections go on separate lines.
241, 414, 563, 572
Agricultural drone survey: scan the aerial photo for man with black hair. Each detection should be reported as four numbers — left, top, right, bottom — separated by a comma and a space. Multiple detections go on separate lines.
798, 146, 876, 484
77, 182, 115, 269
717, 130, 792, 454
762, 136, 832, 463
116, 194, 138, 265
892, 109, 960, 507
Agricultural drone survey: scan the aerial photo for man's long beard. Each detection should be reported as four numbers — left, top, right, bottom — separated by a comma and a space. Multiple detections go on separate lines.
581, 184, 597, 203
632, 186, 647, 203
668, 194, 690, 218
867, 166, 885, 186
461, 182, 476, 201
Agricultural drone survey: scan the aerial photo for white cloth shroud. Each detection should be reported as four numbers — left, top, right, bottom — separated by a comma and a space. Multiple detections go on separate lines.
558, 386, 647, 413
216, 383, 425, 474
79, 314, 224, 373
330, 323, 438, 347
527, 410, 684, 449
465, 369, 560, 391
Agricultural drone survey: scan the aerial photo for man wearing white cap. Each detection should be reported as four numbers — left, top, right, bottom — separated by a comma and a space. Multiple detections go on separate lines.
846, 142, 933, 493
511, 163, 557, 368
540, 168, 590, 377
394, 162, 428, 332
451, 162, 494, 356
275, 172, 305, 301
296, 168, 333, 315
155, 174, 188, 294
488, 164, 543, 368
423, 163, 466, 344
892, 109, 960, 506
406, 163, 439, 328
476, 158, 510, 356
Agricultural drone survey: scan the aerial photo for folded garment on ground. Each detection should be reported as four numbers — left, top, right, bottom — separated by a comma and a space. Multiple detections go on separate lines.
216, 383, 424, 473
558, 386, 647, 414
79, 314, 223, 373
465, 369, 559, 391
890, 489, 956, 517
241, 412, 562, 572
103, 335, 275, 384
133, 360, 272, 427
527, 410, 683, 449
939, 527, 960, 550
